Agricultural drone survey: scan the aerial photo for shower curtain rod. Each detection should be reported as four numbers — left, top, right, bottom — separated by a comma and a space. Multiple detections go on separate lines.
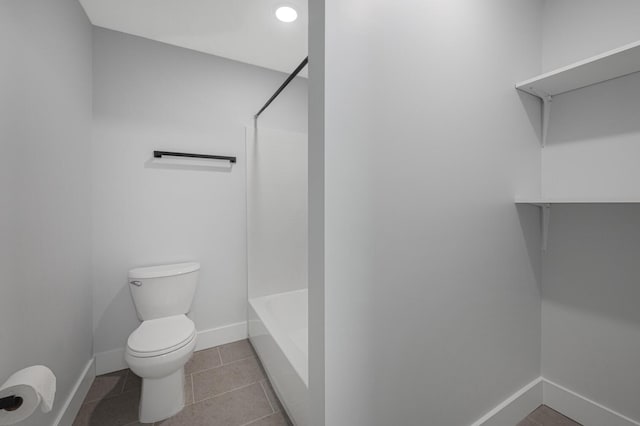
254, 56, 308, 119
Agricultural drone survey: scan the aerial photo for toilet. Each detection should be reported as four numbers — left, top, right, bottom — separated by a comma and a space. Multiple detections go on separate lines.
125, 262, 200, 423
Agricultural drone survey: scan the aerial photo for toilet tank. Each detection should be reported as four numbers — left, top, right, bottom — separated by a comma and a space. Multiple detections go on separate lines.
128, 262, 200, 321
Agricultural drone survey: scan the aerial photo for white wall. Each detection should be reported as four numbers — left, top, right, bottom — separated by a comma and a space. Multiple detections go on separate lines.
0, 0, 93, 424
542, 71, 640, 200
313, 1, 544, 425
541, 0, 640, 72
542, 205, 640, 422
247, 127, 308, 299
540, 1, 640, 422
92, 28, 307, 366
307, 0, 325, 423
540, 0, 640, 201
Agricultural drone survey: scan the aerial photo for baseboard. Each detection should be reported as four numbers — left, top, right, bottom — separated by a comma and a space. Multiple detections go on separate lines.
470, 377, 543, 426
52, 358, 95, 426
543, 378, 640, 426
95, 321, 248, 375
95, 347, 127, 375
468, 376, 640, 426
194, 321, 248, 352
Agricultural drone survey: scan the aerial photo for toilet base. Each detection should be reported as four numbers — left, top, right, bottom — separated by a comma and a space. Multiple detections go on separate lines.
139, 368, 186, 423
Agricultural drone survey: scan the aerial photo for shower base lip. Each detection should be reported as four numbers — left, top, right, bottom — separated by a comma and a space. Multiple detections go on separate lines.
249, 288, 308, 425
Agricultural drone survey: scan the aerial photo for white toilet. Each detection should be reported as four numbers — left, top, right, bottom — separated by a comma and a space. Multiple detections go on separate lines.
125, 262, 200, 423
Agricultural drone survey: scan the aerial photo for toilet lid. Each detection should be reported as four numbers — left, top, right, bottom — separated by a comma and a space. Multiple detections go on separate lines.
127, 314, 196, 357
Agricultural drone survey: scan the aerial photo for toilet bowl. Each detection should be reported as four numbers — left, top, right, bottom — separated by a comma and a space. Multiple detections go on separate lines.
125, 262, 200, 423
126, 315, 197, 422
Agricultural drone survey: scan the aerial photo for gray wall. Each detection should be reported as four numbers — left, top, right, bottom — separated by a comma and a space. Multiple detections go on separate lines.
541, 0, 640, 201
541, 0, 640, 72
541, 0, 640, 421
307, 0, 325, 423
92, 28, 307, 362
0, 0, 93, 424
542, 205, 640, 421
247, 127, 308, 300
314, 1, 544, 425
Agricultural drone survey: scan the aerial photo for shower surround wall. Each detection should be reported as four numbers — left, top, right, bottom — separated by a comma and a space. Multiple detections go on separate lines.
310, 1, 544, 425
92, 28, 308, 373
246, 126, 309, 424
0, 0, 93, 425
247, 127, 308, 299
539, 0, 640, 422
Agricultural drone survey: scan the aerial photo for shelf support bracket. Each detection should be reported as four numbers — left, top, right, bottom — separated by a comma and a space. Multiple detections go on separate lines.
541, 203, 551, 251
541, 94, 552, 147
523, 87, 553, 146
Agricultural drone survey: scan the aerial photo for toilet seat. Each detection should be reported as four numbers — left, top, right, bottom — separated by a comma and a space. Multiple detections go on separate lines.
127, 314, 196, 358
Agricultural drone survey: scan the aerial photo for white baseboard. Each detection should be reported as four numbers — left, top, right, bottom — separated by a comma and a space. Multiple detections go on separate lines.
543, 378, 640, 426
95, 347, 127, 375
194, 321, 247, 352
53, 358, 95, 426
468, 376, 640, 426
470, 377, 543, 426
95, 321, 248, 375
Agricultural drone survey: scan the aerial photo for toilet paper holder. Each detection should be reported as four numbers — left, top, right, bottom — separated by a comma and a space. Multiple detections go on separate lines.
0, 395, 23, 412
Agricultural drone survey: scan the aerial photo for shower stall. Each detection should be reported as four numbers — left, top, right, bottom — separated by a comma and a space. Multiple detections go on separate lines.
247, 60, 309, 425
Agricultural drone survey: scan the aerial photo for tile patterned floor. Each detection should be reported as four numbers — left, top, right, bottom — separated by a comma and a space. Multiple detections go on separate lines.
74, 342, 579, 426
517, 405, 582, 426
73, 339, 291, 426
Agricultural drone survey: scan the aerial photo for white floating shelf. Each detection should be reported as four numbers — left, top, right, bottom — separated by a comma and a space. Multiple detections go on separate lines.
516, 39, 640, 98
515, 199, 640, 251
515, 199, 640, 206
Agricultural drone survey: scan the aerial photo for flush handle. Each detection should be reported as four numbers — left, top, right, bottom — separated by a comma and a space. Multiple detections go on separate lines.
129, 280, 142, 287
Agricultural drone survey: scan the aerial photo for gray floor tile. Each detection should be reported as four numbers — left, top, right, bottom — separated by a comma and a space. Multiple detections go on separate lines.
193, 357, 266, 402
244, 411, 291, 426
155, 383, 272, 426
517, 417, 541, 426
73, 390, 140, 426
527, 405, 582, 426
75, 341, 290, 426
259, 380, 282, 413
84, 369, 128, 403
185, 347, 222, 374
219, 340, 256, 364
123, 370, 142, 394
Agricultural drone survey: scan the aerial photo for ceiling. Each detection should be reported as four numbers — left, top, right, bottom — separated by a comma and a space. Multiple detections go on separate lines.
79, 0, 308, 76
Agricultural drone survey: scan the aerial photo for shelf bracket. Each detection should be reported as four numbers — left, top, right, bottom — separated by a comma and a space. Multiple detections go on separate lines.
541, 94, 552, 147
523, 87, 552, 146
541, 203, 551, 251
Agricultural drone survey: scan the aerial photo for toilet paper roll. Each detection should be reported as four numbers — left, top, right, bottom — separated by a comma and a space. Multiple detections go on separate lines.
0, 366, 56, 425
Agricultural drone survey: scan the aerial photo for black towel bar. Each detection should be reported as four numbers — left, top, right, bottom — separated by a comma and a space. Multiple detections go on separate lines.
153, 151, 236, 164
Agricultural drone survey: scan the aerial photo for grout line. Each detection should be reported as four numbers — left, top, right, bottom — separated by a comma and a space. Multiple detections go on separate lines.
192, 354, 258, 379
193, 381, 261, 404
190, 373, 195, 405
191, 344, 255, 372
120, 370, 130, 394
239, 413, 277, 426
82, 371, 130, 405
186, 347, 223, 375
222, 354, 256, 366
218, 340, 255, 366
82, 388, 141, 406
259, 381, 275, 414
216, 346, 223, 366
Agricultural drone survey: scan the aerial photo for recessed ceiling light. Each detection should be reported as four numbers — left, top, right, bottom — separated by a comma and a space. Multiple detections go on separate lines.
275, 6, 298, 23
